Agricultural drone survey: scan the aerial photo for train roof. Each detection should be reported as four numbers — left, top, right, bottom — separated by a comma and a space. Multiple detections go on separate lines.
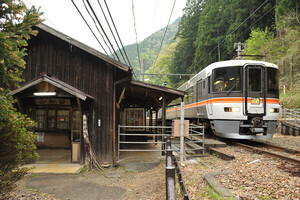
178, 60, 278, 90
205, 60, 278, 72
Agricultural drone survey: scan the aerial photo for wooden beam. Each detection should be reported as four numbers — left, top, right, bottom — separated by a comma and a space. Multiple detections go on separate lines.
117, 87, 126, 109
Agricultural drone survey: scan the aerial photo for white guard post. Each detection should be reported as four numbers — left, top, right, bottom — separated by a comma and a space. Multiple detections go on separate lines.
180, 102, 185, 162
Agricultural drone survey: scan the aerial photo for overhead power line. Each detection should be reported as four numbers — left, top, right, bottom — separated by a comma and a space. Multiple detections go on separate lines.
73, 0, 135, 79
131, 0, 142, 72
197, 0, 270, 65
71, 0, 109, 56
209, 3, 276, 62
103, 0, 132, 68
153, 0, 177, 66
85, 0, 120, 61
96, 0, 128, 65
236, 4, 276, 41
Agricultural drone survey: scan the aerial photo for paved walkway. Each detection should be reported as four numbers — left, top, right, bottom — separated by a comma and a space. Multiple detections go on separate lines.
23, 149, 84, 174
19, 146, 164, 200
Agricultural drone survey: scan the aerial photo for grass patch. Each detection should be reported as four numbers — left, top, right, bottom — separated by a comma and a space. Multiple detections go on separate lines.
79, 165, 87, 174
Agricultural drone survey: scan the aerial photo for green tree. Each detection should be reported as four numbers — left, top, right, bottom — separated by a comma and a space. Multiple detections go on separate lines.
245, 27, 275, 58
0, 0, 42, 192
275, 0, 300, 22
169, 0, 204, 87
194, 0, 276, 69
145, 42, 177, 87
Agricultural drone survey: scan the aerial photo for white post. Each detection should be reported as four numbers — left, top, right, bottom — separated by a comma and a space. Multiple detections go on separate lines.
180, 102, 185, 162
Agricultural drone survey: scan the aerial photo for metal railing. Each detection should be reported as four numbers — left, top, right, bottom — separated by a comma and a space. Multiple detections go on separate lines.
117, 125, 172, 161
188, 123, 205, 154
281, 108, 300, 124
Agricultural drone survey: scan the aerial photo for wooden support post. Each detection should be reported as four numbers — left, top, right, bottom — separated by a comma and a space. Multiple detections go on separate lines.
149, 108, 153, 132
155, 110, 158, 144
162, 94, 166, 155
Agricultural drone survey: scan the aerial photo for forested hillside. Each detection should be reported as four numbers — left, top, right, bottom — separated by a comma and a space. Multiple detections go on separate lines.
145, 0, 299, 108
115, 18, 181, 78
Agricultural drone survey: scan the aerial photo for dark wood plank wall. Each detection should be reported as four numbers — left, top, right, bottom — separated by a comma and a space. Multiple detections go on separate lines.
21, 29, 126, 163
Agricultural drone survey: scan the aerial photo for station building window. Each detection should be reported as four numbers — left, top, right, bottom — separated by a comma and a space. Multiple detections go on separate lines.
32, 108, 71, 130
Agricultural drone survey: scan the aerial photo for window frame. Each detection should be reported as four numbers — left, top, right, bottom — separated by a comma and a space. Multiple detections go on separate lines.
212, 66, 242, 93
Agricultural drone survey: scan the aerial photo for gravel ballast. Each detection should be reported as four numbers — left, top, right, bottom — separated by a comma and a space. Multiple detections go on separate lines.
179, 134, 300, 199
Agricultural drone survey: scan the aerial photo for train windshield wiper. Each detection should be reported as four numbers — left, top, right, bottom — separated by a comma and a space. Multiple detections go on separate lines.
226, 81, 237, 95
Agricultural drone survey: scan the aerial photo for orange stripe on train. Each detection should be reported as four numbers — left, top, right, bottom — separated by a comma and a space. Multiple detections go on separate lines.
167, 98, 279, 112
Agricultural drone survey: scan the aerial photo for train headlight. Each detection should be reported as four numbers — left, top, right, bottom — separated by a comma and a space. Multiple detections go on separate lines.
270, 108, 279, 113
224, 107, 240, 112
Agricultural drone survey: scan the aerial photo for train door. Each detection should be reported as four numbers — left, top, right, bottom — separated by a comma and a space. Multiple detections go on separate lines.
244, 64, 266, 115
197, 80, 202, 116
207, 75, 213, 115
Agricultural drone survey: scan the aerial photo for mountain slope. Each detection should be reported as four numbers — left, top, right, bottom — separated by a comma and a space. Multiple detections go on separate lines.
115, 17, 180, 79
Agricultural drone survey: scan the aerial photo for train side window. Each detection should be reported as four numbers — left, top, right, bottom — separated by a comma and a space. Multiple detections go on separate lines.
203, 80, 205, 89
198, 80, 203, 101
184, 92, 188, 104
188, 87, 194, 104
208, 76, 211, 94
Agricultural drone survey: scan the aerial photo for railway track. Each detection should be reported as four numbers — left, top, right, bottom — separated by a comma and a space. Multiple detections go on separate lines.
229, 140, 300, 176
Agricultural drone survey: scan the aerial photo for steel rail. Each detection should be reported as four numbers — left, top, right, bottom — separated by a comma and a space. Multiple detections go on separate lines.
251, 141, 300, 156
235, 143, 300, 165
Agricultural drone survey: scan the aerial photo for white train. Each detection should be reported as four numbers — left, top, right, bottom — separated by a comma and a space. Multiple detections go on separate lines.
167, 60, 280, 139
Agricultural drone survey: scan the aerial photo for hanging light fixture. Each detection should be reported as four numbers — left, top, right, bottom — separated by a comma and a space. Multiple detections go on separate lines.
33, 92, 56, 96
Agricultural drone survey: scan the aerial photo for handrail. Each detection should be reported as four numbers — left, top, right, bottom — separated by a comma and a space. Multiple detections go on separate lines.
281, 108, 300, 124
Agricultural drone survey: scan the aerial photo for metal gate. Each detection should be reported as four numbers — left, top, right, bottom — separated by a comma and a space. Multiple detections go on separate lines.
117, 124, 205, 161
117, 125, 172, 161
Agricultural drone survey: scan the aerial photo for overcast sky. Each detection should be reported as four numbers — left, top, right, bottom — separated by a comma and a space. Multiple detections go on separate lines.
25, 0, 187, 54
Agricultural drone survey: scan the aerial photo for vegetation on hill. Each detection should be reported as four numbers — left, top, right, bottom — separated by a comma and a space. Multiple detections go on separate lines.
115, 18, 181, 79
244, 4, 300, 109
136, 0, 300, 108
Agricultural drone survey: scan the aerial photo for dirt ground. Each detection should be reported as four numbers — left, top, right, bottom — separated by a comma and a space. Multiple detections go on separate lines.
1, 134, 299, 200
1, 161, 168, 200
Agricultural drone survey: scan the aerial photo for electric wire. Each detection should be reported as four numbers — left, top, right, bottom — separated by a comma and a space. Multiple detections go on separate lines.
96, 0, 128, 65
85, 0, 120, 61
103, 0, 132, 68
71, 0, 109, 56
206, 3, 276, 63
131, 0, 142, 72
236, 4, 276, 42
82, 0, 116, 59
153, 0, 177, 66
197, 0, 270, 65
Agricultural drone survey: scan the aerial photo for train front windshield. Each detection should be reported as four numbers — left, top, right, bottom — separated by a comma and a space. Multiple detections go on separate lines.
212, 66, 242, 93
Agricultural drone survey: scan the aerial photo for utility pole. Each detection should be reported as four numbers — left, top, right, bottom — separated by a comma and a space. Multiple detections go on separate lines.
141, 59, 145, 81
234, 42, 245, 60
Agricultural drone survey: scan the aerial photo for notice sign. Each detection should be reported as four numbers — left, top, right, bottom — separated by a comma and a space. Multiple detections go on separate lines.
35, 98, 71, 105
37, 132, 44, 142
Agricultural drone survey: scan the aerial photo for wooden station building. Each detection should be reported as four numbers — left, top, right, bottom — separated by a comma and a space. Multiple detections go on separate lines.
9, 23, 184, 165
